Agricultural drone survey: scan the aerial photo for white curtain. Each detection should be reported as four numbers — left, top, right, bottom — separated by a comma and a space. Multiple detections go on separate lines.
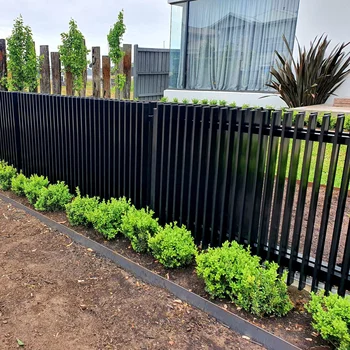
181, 0, 299, 91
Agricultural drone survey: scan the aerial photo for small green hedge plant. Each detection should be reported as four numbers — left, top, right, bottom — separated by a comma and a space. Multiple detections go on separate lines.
0, 162, 17, 190
24, 174, 49, 205
192, 98, 199, 104
201, 99, 208, 105
148, 223, 197, 268
35, 181, 72, 211
209, 99, 218, 106
65, 188, 100, 226
196, 241, 293, 317
87, 197, 131, 240
219, 100, 227, 106
306, 291, 350, 350
121, 206, 160, 253
11, 173, 28, 196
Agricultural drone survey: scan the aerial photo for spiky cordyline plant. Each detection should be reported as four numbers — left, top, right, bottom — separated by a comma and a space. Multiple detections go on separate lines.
267, 35, 350, 108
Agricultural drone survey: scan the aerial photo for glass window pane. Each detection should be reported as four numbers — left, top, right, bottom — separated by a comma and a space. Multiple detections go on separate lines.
169, 2, 187, 89
186, 0, 299, 91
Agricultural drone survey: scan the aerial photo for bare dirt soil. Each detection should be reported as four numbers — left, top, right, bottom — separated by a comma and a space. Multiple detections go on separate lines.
0, 198, 264, 350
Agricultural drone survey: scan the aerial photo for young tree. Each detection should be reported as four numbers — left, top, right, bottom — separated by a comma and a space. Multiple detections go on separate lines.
107, 10, 126, 98
59, 19, 89, 95
6, 15, 40, 92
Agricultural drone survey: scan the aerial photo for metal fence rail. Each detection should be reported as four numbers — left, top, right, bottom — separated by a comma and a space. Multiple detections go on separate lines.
0, 91, 349, 295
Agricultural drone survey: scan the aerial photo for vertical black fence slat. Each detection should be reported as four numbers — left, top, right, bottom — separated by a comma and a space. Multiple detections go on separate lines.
237, 109, 254, 244
165, 104, 178, 222
312, 116, 345, 291
257, 111, 281, 255
227, 109, 243, 242
202, 107, 219, 247
247, 110, 268, 247
278, 113, 305, 269
218, 108, 236, 246
287, 114, 317, 285
268, 112, 292, 259
194, 107, 210, 244
298, 115, 330, 290
325, 135, 350, 292
172, 104, 186, 223
158, 104, 171, 223
339, 219, 350, 296
150, 104, 162, 215
179, 105, 193, 226
209, 107, 225, 246
12, 93, 22, 171
186, 106, 201, 233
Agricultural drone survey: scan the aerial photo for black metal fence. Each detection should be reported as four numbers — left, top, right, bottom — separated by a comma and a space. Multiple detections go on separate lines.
0, 91, 349, 295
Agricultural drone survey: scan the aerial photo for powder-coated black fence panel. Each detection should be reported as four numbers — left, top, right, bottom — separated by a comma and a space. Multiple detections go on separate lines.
0, 92, 349, 295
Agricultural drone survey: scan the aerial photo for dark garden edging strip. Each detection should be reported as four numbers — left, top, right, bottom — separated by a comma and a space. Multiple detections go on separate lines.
0, 193, 300, 350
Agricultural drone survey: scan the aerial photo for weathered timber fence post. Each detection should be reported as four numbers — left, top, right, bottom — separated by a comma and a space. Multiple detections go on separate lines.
40, 45, 51, 93
0, 39, 7, 91
102, 55, 111, 98
123, 44, 132, 100
92, 46, 101, 98
65, 72, 73, 96
51, 52, 61, 94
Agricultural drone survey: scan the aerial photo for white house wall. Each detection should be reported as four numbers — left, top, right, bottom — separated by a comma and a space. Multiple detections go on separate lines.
165, 0, 350, 107
295, 0, 350, 105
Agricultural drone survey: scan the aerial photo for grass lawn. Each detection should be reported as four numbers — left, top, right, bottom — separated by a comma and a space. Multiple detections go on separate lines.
288, 140, 347, 189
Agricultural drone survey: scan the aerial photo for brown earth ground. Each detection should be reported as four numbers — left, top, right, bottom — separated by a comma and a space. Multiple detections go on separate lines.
0, 190, 333, 350
0, 198, 264, 350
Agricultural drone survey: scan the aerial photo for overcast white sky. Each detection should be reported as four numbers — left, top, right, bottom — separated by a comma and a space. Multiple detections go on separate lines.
0, 0, 171, 56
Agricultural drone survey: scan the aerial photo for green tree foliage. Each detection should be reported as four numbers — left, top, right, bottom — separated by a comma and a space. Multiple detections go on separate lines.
107, 11, 126, 95
59, 19, 89, 95
6, 15, 40, 92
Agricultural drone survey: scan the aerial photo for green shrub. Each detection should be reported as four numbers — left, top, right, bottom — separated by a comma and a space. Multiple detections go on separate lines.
242, 103, 250, 109
121, 206, 160, 253
65, 188, 100, 226
265, 105, 275, 110
148, 223, 197, 268
182, 98, 189, 104
192, 98, 199, 104
196, 241, 293, 317
306, 291, 350, 350
11, 173, 28, 196
209, 99, 218, 106
160, 96, 168, 103
229, 102, 237, 108
87, 197, 131, 240
201, 99, 208, 105
172, 97, 179, 103
0, 162, 17, 190
344, 115, 350, 131
35, 181, 72, 211
219, 100, 227, 106
23, 174, 49, 205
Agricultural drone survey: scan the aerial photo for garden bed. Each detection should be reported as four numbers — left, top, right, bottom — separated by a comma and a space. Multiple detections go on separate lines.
0, 189, 332, 350
0, 198, 263, 350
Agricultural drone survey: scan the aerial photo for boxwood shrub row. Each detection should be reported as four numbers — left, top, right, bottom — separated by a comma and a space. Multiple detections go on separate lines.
2, 159, 349, 339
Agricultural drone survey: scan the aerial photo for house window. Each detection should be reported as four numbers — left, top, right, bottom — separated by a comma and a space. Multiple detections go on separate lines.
169, 0, 300, 92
